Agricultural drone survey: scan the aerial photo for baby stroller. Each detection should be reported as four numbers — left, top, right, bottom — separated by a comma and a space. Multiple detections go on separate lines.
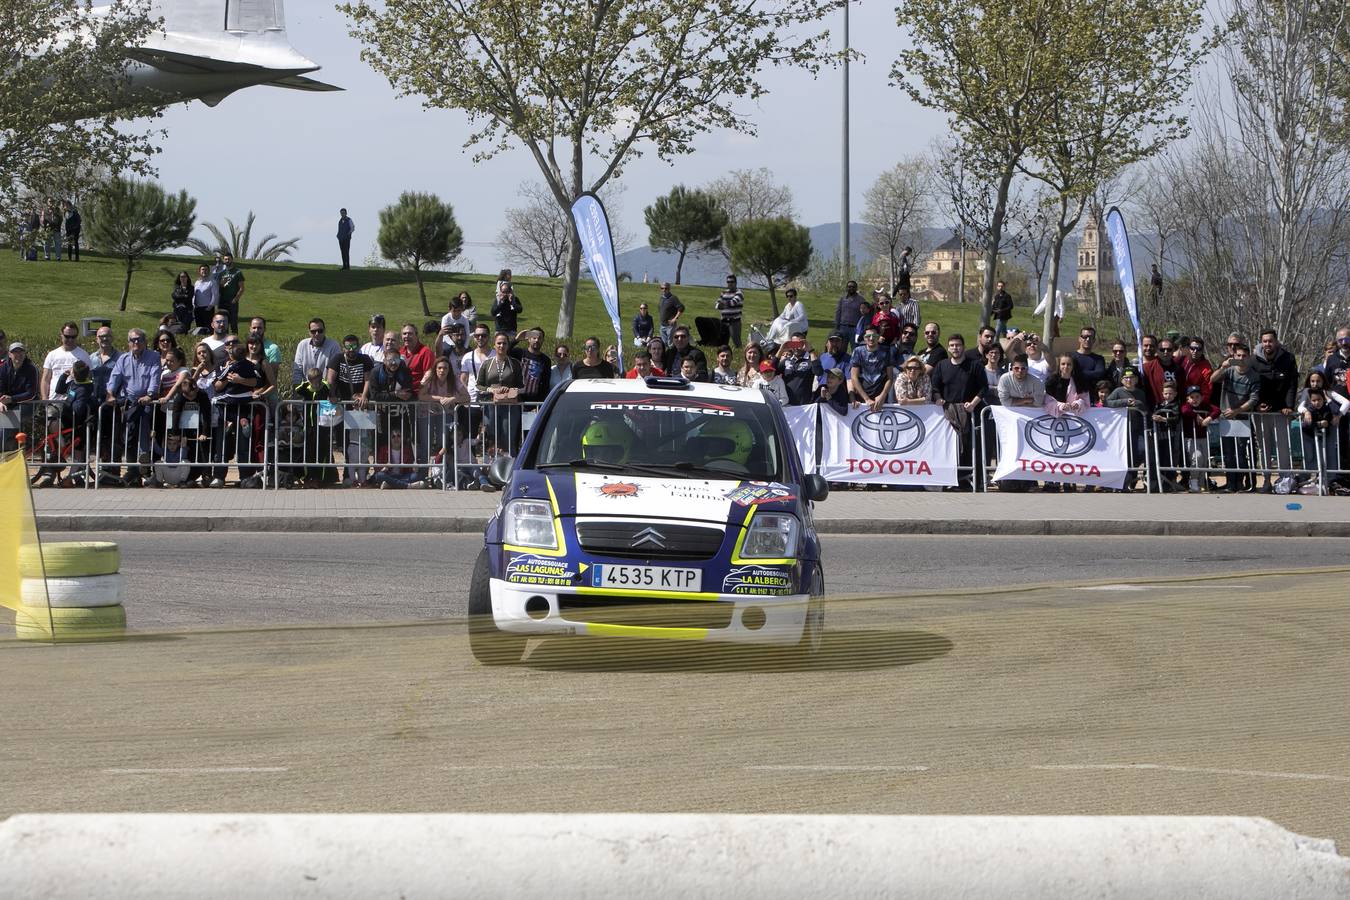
693, 316, 730, 348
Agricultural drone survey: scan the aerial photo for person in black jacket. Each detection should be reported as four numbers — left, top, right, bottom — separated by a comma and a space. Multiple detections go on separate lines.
490, 282, 523, 339
1071, 326, 1108, 396
833, 281, 866, 347
62, 201, 81, 261
1249, 328, 1299, 492
930, 333, 985, 490
171, 271, 194, 330
991, 280, 1014, 336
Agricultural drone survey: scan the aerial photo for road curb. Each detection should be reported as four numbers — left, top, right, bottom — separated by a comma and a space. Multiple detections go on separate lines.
35, 514, 1350, 537
1, 814, 1344, 899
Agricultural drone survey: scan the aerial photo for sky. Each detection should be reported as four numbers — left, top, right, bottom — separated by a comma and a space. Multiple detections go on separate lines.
148, 0, 953, 269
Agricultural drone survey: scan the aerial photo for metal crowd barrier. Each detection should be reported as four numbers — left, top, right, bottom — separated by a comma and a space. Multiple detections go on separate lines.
976, 405, 1153, 494
8, 397, 545, 491
1149, 412, 1337, 496
2, 398, 272, 489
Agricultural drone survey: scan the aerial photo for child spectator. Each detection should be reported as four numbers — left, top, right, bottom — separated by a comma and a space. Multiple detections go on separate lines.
817, 367, 850, 415
1107, 368, 1149, 491
1150, 380, 1184, 492
148, 430, 195, 487
1093, 380, 1112, 408
1300, 389, 1341, 491
679, 357, 699, 381
295, 367, 337, 486
1182, 383, 1220, 493
38, 360, 96, 486
371, 421, 419, 489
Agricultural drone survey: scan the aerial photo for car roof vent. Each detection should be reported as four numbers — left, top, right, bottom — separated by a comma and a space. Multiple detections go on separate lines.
644, 375, 692, 390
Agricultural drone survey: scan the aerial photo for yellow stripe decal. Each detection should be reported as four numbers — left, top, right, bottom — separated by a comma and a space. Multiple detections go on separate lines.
573, 586, 720, 600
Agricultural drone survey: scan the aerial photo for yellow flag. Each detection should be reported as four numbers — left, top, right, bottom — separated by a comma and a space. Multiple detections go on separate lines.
0, 451, 45, 611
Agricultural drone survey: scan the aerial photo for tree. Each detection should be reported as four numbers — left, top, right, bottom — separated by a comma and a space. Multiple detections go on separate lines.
377, 192, 464, 317
86, 177, 196, 312
706, 167, 796, 266
1, 0, 163, 222
724, 217, 812, 314
187, 211, 301, 261
897, 0, 1086, 328
1010, 0, 1207, 339
644, 186, 727, 284
498, 181, 572, 278
862, 157, 930, 290
1221, 0, 1350, 344
497, 180, 631, 278
344, 0, 836, 339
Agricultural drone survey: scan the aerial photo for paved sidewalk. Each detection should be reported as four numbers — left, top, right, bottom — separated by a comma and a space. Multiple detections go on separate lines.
30, 486, 1350, 537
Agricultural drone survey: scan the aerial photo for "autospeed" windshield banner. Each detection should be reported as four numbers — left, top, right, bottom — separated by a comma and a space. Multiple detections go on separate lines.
819, 404, 958, 486
990, 407, 1131, 489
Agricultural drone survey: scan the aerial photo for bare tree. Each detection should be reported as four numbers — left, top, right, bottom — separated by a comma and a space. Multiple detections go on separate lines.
1222, 0, 1350, 348
1020, 190, 1057, 306
862, 156, 930, 289
706, 167, 795, 265
497, 181, 632, 279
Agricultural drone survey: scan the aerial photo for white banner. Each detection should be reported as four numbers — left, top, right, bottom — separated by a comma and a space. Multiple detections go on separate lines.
781, 404, 819, 474
819, 404, 958, 486
990, 407, 1130, 489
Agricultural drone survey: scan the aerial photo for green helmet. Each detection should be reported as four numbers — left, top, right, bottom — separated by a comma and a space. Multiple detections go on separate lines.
698, 419, 754, 466
582, 419, 634, 464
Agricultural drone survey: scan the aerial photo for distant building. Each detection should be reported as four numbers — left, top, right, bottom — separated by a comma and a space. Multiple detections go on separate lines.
1074, 212, 1118, 306
910, 235, 988, 302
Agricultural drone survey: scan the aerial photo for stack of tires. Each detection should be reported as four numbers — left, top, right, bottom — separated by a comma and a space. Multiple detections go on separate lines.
15, 541, 127, 642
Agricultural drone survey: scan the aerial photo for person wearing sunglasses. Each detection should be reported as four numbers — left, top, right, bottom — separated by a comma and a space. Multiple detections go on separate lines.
292, 318, 341, 385
39, 320, 91, 401
1180, 337, 1213, 406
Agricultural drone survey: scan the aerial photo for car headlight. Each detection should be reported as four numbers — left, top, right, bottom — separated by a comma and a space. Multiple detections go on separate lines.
741, 513, 799, 559
502, 499, 558, 550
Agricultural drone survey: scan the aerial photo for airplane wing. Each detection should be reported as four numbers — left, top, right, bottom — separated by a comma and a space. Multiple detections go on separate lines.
267, 74, 342, 93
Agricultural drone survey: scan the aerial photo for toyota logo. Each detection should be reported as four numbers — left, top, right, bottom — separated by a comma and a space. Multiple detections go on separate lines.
1024, 415, 1097, 458
851, 406, 925, 454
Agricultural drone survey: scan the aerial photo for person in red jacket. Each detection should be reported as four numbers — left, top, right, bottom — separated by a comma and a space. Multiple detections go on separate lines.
1180, 337, 1215, 405
1142, 337, 1185, 406
869, 294, 901, 345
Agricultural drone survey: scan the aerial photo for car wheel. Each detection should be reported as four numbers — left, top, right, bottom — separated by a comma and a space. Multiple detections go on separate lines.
797, 567, 825, 656
467, 550, 527, 666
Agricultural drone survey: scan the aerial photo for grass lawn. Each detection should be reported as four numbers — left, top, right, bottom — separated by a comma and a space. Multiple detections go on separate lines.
0, 250, 1099, 362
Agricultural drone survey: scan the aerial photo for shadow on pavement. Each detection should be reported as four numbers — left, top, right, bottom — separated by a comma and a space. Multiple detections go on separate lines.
521, 628, 954, 673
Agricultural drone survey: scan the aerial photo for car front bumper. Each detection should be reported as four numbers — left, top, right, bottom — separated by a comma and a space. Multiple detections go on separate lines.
488, 579, 810, 645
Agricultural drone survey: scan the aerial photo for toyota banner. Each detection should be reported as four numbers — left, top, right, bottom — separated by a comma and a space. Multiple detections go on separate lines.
990, 407, 1131, 490
818, 404, 958, 486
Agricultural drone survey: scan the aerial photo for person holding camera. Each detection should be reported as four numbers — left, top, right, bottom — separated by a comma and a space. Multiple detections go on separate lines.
491, 281, 523, 340
776, 332, 817, 405
208, 340, 258, 487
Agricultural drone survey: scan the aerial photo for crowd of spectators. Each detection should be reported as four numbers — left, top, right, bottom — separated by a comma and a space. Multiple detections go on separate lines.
0, 262, 1344, 495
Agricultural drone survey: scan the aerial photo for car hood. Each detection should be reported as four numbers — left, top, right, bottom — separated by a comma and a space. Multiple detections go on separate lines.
537, 472, 801, 526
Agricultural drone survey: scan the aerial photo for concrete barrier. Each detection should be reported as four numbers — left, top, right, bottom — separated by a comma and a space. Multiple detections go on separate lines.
1, 814, 1346, 898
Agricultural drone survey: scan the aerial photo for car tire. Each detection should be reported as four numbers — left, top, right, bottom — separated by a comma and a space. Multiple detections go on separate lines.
20, 574, 125, 608
14, 604, 127, 642
18, 541, 120, 578
467, 551, 527, 665
797, 567, 825, 656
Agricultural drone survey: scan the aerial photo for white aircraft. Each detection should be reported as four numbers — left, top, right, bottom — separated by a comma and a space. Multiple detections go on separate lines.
115, 0, 340, 107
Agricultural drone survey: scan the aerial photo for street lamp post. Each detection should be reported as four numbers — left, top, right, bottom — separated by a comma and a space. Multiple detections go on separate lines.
841, 0, 849, 282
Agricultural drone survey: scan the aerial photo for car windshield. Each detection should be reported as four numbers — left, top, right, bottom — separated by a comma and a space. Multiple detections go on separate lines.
528, 389, 785, 481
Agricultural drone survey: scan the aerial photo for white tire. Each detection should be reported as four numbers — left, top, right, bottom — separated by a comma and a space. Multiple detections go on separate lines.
17, 541, 120, 578
20, 574, 125, 609
14, 604, 127, 642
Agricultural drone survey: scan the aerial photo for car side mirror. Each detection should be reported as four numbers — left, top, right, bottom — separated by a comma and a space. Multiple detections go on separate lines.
804, 473, 829, 502
488, 456, 514, 488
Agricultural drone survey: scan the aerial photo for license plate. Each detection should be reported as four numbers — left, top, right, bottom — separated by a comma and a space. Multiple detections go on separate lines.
591, 564, 702, 592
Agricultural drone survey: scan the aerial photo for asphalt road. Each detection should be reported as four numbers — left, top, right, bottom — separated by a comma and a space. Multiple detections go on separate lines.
2, 535, 1348, 850
25, 532, 1350, 628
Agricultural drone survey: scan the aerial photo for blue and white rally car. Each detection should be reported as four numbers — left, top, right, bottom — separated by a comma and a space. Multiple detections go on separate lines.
468, 376, 829, 664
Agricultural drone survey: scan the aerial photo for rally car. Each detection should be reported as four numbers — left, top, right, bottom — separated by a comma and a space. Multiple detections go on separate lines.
468, 376, 829, 664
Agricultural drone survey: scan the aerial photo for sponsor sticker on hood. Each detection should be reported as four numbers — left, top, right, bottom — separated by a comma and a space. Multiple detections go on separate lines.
574, 473, 739, 522
724, 482, 797, 507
